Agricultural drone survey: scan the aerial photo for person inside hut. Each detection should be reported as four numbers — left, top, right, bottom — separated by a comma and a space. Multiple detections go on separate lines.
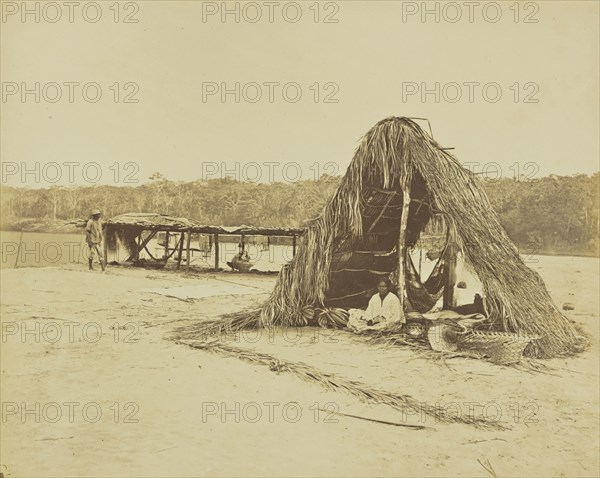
347, 278, 402, 332
85, 209, 105, 272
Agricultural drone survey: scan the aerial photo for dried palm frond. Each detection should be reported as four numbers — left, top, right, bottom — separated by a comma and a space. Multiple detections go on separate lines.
178, 339, 506, 430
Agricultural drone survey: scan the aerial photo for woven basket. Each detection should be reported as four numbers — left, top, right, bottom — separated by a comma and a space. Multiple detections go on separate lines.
427, 324, 461, 352
459, 331, 536, 365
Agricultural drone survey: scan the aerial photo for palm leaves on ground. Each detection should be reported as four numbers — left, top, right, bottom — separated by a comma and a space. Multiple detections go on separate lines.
178, 339, 506, 430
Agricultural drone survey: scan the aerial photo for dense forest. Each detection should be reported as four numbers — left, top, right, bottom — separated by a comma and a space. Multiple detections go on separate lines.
1, 172, 598, 256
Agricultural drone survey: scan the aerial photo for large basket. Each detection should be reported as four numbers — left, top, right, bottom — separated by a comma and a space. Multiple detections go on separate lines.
427, 324, 460, 352
459, 331, 536, 365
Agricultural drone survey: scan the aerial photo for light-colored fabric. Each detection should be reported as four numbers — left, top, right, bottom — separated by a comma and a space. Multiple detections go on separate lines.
347, 309, 376, 332
347, 305, 404, 333
347, 309, 367, 332
85, 219, 103, 244
366, 292, 403, 323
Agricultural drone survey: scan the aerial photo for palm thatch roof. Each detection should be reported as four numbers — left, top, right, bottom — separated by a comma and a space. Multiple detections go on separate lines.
108, 213, 195, 230
106, 213, 302, 236
207, 117, 585, 358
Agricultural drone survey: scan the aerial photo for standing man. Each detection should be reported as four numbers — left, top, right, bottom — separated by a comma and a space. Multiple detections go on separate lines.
86, 209, 106, 271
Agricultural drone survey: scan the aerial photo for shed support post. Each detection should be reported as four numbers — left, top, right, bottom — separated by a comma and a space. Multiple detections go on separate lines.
214, 234, 219, 270
186, 229, 192, 269
176, 232, 185, 269
292, 235, 297, 257
135, 232, 141, 261
164, 232, 170, 262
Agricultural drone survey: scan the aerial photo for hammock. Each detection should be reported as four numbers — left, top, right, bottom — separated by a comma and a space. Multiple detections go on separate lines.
143, 234, 183, 262
405, 248, 447, 313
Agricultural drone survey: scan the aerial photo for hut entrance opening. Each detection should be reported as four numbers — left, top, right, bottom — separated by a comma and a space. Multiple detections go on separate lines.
325, 173, 452, 312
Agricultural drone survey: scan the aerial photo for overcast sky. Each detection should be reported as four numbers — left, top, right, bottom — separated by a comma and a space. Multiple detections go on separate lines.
1, 0, 598, 187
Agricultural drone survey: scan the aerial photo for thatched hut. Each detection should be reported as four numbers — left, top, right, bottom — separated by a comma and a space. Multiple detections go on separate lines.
211, 117, 585, 358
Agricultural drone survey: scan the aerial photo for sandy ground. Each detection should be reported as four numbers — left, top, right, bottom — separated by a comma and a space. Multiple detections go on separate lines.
1, 256, 599, 477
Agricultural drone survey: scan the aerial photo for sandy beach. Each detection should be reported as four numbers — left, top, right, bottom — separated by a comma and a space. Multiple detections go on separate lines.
1, 256, 599, 477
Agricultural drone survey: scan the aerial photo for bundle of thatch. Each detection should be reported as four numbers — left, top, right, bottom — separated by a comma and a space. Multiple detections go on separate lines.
204, 117, 585, 358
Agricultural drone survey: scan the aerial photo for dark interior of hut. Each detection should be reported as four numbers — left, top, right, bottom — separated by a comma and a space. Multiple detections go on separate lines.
325, 172, 445, 309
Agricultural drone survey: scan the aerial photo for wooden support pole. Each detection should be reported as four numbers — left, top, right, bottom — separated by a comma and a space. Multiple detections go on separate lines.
292, 235, 297, 256
164, 231, 170, 262
443, 236, 458, 310
368, 192, 396, 233
176, 232, 185, 269
396, 179, 411, 322
214, 233, 219, 270
186, 229, 192, 270
135, 232, 141, 261
103, 224, 109, 268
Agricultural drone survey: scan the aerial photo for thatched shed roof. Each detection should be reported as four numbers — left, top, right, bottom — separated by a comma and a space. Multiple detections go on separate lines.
108, 213, 195, 230
107, 213, 303, 236
242, 117, 583, 358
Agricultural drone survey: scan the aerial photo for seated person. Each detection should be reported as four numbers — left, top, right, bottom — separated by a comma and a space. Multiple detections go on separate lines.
452, 293, 485, 315
347, 278, 403, 332
226, 250, 253, 272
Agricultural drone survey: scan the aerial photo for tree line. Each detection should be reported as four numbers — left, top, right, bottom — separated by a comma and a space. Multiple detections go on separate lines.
1, 172, 598, 255
484, 173, 599, 255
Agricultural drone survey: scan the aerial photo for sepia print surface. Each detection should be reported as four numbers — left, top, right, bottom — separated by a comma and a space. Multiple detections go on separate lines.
1, 1, 599, 477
